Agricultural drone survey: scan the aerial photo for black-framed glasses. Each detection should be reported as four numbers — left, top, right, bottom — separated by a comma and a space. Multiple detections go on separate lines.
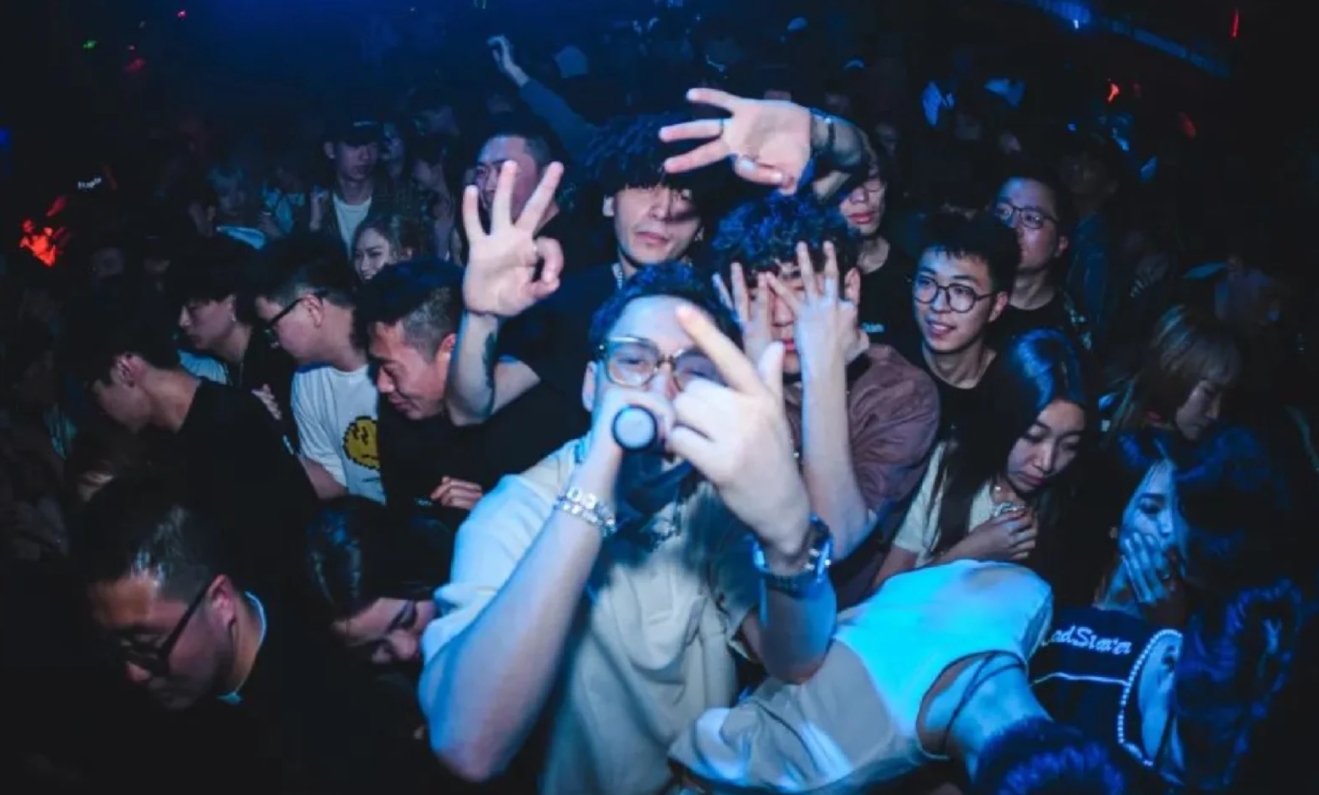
599, 336, 720, 390
111, 580, 213, 677
991, 200, 1057, 231
912, 275, 996, 314
263, 290, 326, 348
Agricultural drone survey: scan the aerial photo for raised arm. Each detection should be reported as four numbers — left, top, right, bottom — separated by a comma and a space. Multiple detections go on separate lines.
445, 161, 564, 426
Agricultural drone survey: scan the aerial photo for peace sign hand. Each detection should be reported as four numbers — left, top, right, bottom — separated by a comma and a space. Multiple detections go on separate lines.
667, 305, 813, 563
765, 242, 866, 377
659, 88, 812, 195
461, 160, 565, 318
714, 263, 773, 365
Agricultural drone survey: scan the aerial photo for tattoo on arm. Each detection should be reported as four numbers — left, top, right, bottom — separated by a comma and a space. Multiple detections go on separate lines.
480, 331, 498, 414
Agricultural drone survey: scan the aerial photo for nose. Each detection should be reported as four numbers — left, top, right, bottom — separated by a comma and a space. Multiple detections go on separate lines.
1036, 444, 1057, 475
930, 287, 953, 313
649, 189, 676, 220
125, 660, 153, 685
178, 306, 190, 329
375, 369, 394, 395
1205, 394, 1223, 421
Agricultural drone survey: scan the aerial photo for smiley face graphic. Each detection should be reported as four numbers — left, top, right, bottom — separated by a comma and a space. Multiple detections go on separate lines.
342, 415, 380, 470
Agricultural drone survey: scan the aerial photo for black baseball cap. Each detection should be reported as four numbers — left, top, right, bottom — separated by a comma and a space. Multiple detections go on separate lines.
326, 115, 383, 147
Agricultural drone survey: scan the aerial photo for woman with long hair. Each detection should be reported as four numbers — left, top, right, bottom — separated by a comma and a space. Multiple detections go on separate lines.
875, 329, 1092, 589
1106, 305, 1242, 444
351, 212, 430, 281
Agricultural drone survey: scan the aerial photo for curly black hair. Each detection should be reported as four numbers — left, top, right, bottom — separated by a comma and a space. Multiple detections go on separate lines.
709, 193, 860, 280
587, 261, 741, 354
585, 112, 714, 202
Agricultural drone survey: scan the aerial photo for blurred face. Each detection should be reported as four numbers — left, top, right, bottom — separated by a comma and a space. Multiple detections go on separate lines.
213, 178, 247, 223
87, 574, 236, 711
90, 246, 126, 281
1118, 460, 1187, 560
178, 296, 239, 353
474, 136, 542, 218
1173, 379, 1226, 442
1003, 399, 1086, 496
584, 297, 720, 468
381, 123, 406, 163
993, 178, 1069, 276
913, 251, 1008, 356
368, 322, 453, 420
607, 185, 702, 269
767, 258, 862, 376
354, 228, 404, 281
1059, 151, 1112, 199
412, 158, 446, 193
91, 357, 156, 433
253, 294, 324, 366
874, 122, 900, 157
416, 106, 458, 137
327, 141, 379, 182
332, 597, 435, 666
839, 166, 887, 236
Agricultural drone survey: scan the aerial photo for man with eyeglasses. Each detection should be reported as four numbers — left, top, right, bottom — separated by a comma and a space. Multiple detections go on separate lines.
76, 474, 448, 791
901, 213, 1022, 440
709, 193, 939, 608
419, 263, 837, 794
62, 283, 317, 598
988, 166, 1092, 352
248, 234, 384, 503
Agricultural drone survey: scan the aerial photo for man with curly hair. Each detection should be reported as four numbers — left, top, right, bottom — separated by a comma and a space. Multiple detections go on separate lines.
710, 193, 939, 608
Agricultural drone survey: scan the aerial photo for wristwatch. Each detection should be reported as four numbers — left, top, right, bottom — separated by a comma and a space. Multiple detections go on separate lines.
751, 516, 834, 597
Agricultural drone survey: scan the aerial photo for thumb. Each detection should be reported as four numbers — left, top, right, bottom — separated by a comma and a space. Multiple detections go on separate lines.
756, 341, 786, 401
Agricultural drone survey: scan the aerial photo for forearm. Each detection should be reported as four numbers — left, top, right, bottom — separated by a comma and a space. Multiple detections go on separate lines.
445, 312, 503, 425
517, 77, 599, 164
801, 362, 872, 557
810, 112, 874, 201
757, 577, 836, 684
299, 456, 346, 499
423, 453, 618, 781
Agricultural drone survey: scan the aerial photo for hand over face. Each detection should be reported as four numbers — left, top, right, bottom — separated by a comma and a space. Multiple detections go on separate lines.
666, 305, 811, 556
765, 241, 866, 376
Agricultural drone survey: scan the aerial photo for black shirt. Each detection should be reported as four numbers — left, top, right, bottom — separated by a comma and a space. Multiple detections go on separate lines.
891, 329, 995, 442
173, 380, 319, 597
229, 336, 300, 446
987, 289, 1093, 354
214, 601, 450, 794
858, 246, 917, 346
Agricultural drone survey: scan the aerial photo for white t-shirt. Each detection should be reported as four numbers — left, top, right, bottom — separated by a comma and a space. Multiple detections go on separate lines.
333, 194, 372, 253
420, 439, 760, 795
670, 561, 1054, 793
291, 364, 383, 502
178, 350, 228, 385
892, 443, 996, 566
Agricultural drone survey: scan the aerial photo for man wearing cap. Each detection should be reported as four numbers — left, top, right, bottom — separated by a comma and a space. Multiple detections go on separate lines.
311, 115, 393, 254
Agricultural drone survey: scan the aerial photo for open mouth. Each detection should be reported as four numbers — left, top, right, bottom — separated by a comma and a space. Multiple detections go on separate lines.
924, 318, 956, 339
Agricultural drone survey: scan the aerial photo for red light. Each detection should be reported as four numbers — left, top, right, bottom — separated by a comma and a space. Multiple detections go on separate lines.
1107, 81, 1120, 103
1230, 8, 1240, 39
1178, 112, 1198, 139
177, 9, 187, 19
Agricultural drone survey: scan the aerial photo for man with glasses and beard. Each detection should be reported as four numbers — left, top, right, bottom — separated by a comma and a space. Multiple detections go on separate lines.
75, 474, 447, 792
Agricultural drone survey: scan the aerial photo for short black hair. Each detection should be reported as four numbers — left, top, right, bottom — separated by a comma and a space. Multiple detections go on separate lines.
304, 497, 447, 624
588, 262, 741, 353
921, 212, 1022, 293
478, 114, 556, 171
73, 473, 227, 601
586, 112, 709, 201
165, 236, 259, 317
354, 260, 464, 357
710, 193, 859, 279
61, 277, 182, 386
996, 160, 1078, 234
245, 233, 358, 312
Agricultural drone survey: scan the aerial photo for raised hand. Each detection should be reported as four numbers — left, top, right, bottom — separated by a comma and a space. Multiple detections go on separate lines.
714, 263, 772, 364
667, 305, 812, 560
461, 160, 565, 318
766, 241, 867, 376
659, 88, 813, 194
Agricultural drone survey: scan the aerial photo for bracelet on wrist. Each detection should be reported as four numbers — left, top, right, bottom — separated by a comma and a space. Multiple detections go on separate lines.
809, 109, 836, 160
555, 487, 618, 538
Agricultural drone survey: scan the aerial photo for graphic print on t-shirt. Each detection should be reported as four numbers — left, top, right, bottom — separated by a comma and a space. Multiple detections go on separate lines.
343, 415, 380, 470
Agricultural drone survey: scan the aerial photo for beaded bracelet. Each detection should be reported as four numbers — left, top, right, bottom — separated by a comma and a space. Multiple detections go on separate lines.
555, 487, 618, 538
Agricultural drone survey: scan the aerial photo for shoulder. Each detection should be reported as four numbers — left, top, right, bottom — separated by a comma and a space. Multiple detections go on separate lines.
456, 440, 580, 543
854, 345, 940, 413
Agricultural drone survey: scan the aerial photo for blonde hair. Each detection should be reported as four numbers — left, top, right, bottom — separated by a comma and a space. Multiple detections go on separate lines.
1109, 305, 1243, 438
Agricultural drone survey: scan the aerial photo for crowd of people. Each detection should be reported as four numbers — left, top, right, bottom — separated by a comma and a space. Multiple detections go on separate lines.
3, 4, 1318, 794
